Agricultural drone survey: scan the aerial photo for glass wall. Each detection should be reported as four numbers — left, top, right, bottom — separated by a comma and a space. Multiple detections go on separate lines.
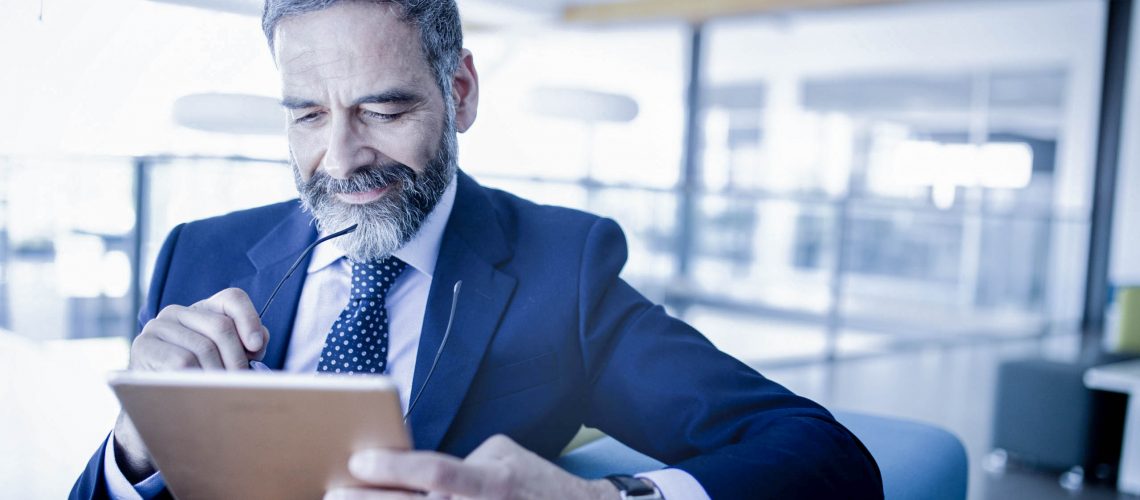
0, 157, 136, 340
697, 0, 1104, 360
461, 24, 688, 291
459, 0, 1107, 363
0, 0, 1110, 365
140, 158, 296, 292
0, 156, 296, 341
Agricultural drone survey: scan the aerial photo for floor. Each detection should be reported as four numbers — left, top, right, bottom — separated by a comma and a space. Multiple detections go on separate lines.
757, 332, 1138, 500
0, 334, 127, 499
4, 329, 1140, 499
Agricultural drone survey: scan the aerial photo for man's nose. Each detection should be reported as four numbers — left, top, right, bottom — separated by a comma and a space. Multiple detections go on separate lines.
322, 115, 375, 180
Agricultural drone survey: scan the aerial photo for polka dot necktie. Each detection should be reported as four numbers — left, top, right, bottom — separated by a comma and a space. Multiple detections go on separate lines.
317, 256, 407, 374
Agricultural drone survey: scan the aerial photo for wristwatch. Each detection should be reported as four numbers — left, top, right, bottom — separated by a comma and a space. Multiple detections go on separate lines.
604, 474, 664, 500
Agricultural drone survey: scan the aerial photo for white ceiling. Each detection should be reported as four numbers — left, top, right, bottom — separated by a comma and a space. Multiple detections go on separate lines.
0, 0, 591, 158
147, 0, 613, 26
0, 0, 1105, 159
150, 0, 261, 16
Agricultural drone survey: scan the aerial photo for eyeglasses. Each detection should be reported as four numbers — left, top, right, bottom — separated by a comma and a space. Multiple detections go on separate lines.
247, 224, 357, 371
258, 224, 358, 318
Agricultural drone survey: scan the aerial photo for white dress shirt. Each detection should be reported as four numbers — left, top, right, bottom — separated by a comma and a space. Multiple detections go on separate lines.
280, 176, 458, 412
103, 175, 708, 500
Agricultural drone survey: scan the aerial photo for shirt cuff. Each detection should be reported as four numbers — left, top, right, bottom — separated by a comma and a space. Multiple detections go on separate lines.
637, 468, 711, 500
103, 433, 166, 500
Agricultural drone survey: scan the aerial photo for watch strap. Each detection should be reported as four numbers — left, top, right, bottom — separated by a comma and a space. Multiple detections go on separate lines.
604, 474, 661, 499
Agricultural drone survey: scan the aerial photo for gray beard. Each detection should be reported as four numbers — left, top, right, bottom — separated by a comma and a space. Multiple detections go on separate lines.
293, 126, 457, 263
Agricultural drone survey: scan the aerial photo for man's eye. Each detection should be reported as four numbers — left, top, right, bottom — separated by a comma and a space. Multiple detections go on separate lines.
363, 110, 403, 122
294, 111, 322, 124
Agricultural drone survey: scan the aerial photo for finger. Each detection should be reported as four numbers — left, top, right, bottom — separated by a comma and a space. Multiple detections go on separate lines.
466, 434, 521, 462
193, 288, 267, 355
323, 488, 421, 500
163, 306, 251, 370
130, 333, 205, 371
150, 322, 226, 370
349, 449, 489, 497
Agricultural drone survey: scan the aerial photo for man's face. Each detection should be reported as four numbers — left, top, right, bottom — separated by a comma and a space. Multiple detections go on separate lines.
273, 2, 455, 262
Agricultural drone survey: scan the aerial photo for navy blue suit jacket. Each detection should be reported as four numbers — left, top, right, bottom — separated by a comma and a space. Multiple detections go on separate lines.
71, 171, 882, 499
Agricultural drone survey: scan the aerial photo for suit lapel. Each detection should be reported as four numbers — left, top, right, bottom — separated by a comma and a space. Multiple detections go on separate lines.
407, 171, 517, 451
232, 204, 319, 370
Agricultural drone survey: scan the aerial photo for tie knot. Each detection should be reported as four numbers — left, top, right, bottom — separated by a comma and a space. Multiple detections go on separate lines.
349, 256, 406, 299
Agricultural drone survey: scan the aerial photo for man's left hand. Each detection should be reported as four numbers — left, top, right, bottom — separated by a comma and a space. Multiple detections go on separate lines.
325, 434, 620, 500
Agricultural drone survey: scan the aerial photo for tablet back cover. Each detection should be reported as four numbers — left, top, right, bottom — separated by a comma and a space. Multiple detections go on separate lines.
110, 372, 409, 500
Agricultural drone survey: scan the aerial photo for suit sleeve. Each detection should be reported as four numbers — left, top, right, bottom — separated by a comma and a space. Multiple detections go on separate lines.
578, 218, 883, 500
69, 225, 185, 500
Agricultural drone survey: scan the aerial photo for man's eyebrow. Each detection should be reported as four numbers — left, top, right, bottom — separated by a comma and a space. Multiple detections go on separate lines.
279, 90, 423, 110
352, 90, 423, 107
281, 97, 320, 110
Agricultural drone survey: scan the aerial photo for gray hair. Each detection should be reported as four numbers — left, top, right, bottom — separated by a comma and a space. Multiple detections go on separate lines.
262, 0, 463, 105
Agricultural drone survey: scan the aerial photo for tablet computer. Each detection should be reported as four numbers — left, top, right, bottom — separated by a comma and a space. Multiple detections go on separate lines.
108, 371, 410, 500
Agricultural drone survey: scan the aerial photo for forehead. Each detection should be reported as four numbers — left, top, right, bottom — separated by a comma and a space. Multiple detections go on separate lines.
273, 2, 429, 91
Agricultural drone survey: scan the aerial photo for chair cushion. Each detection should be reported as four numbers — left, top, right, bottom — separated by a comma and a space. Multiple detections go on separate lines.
836, 411, 968, 500
556, 410, 968, 500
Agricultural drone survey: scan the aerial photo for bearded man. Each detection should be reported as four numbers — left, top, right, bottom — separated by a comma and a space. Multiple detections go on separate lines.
70, 1, 882, 499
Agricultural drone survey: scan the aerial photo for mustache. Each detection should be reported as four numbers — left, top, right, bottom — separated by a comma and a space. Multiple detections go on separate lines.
302, 163, 418, 196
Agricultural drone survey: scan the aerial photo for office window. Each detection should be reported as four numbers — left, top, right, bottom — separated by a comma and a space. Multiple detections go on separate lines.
696, 0, 1105, 358
0, 0, 1111, 365
0, 157, 296, 342
0, 157, 137, 340
461, 25, 687, 291
140, 158, 296, 293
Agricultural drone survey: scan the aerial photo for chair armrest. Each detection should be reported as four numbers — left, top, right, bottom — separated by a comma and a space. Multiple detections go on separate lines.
555, 410, 968, 500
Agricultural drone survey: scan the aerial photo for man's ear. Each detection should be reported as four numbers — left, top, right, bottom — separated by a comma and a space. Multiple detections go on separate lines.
452, 49, 479, 133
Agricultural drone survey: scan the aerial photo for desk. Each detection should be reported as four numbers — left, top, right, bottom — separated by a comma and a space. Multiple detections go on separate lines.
1085, 359, 1140, 494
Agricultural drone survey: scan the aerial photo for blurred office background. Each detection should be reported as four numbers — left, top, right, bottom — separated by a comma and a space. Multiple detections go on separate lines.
1, 0, 1139, 498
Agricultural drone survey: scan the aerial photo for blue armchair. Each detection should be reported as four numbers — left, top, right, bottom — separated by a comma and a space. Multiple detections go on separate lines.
556, 411, 968, 500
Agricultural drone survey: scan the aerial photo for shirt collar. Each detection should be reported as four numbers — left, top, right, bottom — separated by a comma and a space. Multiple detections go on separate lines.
306, 174, 457, 278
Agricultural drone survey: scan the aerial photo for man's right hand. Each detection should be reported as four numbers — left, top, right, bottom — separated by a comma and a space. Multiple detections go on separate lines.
112, 288, 268, 482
